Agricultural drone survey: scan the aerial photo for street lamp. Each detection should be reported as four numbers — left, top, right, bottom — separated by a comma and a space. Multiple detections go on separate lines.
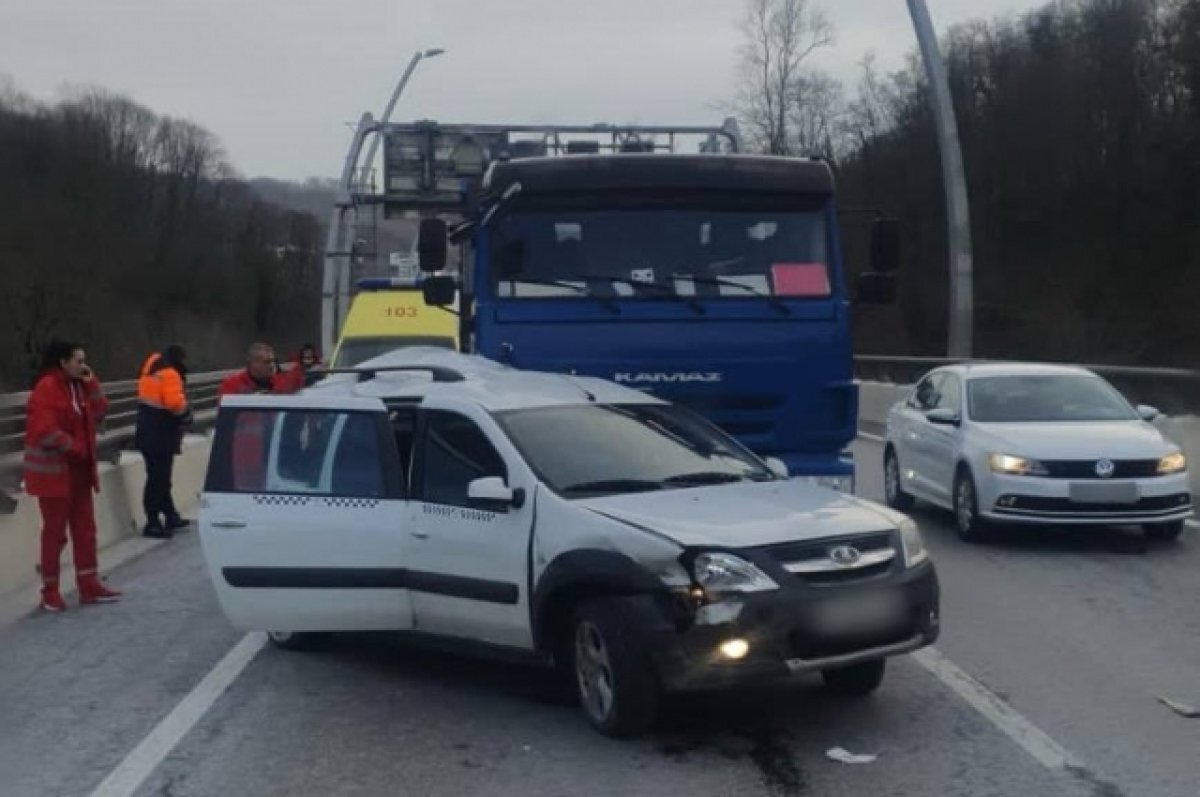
907, 0, 973, 358
360, 47, 447, 179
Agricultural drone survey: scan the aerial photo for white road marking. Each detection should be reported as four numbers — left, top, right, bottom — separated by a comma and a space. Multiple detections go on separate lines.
912, 646, 1086, 771
89, 632, 267, 797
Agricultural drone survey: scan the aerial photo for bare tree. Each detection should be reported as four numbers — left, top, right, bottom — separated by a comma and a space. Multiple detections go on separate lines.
734, 0, 835, 155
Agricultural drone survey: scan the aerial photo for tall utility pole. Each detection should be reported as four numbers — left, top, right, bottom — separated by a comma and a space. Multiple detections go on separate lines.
361, 48, 446, 181
907, 0, 974, 357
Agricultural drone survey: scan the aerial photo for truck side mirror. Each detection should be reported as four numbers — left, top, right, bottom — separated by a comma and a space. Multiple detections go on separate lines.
418, 218, 448, 273
855, 272, 896, 304
870, 217, 900, 273
422, 275, 457, 307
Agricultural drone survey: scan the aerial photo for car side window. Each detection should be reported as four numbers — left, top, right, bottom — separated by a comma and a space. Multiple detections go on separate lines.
910, 375, 943, 411
935, 374, 963, 415
418, 410, 508, 507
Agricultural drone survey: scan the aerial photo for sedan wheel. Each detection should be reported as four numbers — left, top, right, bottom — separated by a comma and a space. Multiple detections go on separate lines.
884, 447, 914, 510
571, 599, 659, 737
953, 470, 989, 542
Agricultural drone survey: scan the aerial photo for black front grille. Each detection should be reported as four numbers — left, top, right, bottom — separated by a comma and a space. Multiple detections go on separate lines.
1041, 460, 1161, 479
762, 532, 893, 564
998, 493, 1191, 514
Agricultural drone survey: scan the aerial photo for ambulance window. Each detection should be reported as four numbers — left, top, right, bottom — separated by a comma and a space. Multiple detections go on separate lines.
417, 411, 507, 507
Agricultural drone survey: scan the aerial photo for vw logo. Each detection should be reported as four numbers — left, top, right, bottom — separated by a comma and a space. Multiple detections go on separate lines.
1095, 459, 1116, 479
829, 545, 862, 567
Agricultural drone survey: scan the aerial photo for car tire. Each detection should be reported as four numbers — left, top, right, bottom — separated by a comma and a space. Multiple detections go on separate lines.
571, 598, 660, 738
822, 659, 886, 697
266, 631, 330, 651
1143, 521, 1185, 542
884, 446, 915, 511
953, 467, 989, 542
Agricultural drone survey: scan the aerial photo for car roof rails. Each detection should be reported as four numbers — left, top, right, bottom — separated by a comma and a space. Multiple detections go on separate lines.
321, 365, 466, 384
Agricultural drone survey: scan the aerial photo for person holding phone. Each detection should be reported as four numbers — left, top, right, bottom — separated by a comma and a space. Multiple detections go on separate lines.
23, 340, 122, 612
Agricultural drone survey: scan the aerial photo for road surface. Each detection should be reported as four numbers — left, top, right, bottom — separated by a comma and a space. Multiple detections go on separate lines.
1, 437, 1196, 796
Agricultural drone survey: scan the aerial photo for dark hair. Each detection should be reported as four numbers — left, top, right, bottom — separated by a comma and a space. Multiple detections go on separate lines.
40, 339, 81, 373
163, 344, 188, 378
300, 343, 316, 355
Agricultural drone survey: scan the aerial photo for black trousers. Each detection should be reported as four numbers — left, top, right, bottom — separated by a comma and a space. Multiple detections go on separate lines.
142, 450, 179, 527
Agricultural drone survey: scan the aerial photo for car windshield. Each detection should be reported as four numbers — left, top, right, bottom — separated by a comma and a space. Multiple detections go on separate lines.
334, 336, 456, 367
490, 205, 832, 301
495, 403, 773, 497
967, 375, 1138, 422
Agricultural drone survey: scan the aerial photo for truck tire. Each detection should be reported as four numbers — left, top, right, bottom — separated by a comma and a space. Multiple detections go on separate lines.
571, 598, 660, 737
822, 659, 886, 697
884, 446, 915, 511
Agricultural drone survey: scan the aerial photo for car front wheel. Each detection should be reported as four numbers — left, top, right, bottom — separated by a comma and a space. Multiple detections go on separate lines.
884, 446, 915, 511
822, 659, 886, 697
954, 468, 990, 542
572, 598, 660, 737
1143, 521, 1185, 542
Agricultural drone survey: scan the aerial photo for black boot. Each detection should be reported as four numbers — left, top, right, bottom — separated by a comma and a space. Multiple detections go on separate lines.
143, 522, 174, 540
165, 516, 191, 532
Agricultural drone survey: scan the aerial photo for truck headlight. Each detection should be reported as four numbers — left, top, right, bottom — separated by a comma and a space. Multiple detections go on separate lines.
1158, 451, 1187, 475
899, 519, 929, 567
692, 552, 778, 594
988, 453, 1048, 477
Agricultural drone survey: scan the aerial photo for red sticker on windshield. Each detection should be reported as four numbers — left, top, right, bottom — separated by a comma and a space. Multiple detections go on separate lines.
771, 263, 830, 297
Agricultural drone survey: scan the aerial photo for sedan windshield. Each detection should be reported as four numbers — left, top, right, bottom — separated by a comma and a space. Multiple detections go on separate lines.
967, 375, 1138, 422
495, 403, 773, 497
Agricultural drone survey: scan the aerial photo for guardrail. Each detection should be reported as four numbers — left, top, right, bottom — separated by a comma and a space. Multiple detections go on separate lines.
854, 356, 1200, 416
0, 370, 232, 497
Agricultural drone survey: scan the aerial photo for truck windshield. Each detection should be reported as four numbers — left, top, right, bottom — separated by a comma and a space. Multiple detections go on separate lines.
495, 403, 774, 498
490, 206, 831, 301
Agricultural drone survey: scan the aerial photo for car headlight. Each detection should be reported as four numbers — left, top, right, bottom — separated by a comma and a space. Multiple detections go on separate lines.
1158, 451, 1187, 475
899, 518, 929, 567
988, 453, 1049, 477
798, 474, 856, 494
692, 552, 779, 594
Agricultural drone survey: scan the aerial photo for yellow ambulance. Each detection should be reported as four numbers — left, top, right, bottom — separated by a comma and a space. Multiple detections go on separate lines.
330, 279, 459, 368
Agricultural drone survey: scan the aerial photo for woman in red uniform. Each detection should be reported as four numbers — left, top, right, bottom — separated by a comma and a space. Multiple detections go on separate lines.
24, 340, 122, 612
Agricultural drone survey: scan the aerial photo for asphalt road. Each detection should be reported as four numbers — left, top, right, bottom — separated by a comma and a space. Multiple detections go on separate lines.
0, 438, 1196, 797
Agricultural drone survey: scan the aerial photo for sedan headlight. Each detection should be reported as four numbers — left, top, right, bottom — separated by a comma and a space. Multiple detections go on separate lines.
988, 453, 1049, 477
692, 552, 779, 594
1158, 451, 1187, 475
899, 518, 929, 567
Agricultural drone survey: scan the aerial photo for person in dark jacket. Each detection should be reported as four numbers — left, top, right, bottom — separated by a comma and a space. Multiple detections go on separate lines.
134, 345, 192, 538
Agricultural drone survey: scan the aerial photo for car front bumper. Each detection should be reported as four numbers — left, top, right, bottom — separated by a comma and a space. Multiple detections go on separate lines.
642, 562, 939, 694
979, 471, 1193, 525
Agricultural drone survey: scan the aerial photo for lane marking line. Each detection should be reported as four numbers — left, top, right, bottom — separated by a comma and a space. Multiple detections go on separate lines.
912, 646, 1085, 771
89, 632, 267, 797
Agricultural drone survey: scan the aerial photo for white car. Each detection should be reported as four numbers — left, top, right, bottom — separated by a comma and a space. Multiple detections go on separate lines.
199, 349, 939, 736
883, 363, 1192, 541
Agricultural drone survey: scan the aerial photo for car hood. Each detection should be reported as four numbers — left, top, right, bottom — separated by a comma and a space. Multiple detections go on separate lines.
971, 421, 1174, 459
578, 480, 902, 548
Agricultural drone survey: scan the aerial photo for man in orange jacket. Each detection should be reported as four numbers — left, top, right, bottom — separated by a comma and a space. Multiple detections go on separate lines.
135, 345, 192, 538
24, 340, 122, 612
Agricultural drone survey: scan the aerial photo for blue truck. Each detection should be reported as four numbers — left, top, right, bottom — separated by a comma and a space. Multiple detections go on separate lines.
367, 120, 897, 489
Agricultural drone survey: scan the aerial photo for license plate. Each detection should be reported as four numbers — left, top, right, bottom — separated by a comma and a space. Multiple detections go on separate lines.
1069, 482, 1139, 504
811, 592, 905, 635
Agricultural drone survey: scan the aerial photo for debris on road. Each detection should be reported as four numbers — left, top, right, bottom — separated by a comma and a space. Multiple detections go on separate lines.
1157, 696, 1200, 718
825, 746, 878, 764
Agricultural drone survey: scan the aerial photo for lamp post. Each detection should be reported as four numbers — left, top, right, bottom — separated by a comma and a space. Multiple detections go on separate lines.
361, 47, 446, 181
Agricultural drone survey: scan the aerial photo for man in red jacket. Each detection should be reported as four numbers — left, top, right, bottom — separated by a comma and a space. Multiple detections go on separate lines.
217, 343, 307, 491
24, 340, 122, 612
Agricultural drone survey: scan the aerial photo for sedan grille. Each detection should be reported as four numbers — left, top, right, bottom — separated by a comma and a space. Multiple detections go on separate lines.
1041, 460, 1161, 479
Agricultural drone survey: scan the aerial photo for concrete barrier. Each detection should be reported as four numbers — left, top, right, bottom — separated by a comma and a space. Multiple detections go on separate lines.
0, 434, 211, 602
856, 381, 1200, 497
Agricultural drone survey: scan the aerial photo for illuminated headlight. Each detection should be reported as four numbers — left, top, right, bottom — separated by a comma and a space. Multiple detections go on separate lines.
899, 518, 929, 567
692, 552, 779, 594
799, 474, 855, 494
1158, 451, 1187, 475
988, 453, 1049, 477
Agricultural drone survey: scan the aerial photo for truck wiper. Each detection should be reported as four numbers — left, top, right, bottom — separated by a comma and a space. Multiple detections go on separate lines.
685, 276, 792, 316
503, 277, 620, 315
573, 275, 706, 316
561, 479, 664, 496
661, 471, 747, 486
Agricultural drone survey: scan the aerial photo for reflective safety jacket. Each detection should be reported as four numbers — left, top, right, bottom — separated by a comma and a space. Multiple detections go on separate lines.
23, 369, 108, 497
135, 352, 189, 455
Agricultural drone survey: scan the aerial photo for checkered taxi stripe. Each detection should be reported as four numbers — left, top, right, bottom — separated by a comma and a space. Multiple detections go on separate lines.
251, 495, 380, 509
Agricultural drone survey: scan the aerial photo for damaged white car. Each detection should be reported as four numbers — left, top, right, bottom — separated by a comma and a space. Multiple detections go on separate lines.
199, 349, 940, 736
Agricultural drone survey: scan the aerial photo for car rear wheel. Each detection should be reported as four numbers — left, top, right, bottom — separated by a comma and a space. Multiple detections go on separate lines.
884, 447, 915, 511
953, 469, 989, 542
572, 599, 660, 737
1143, 521, 1185, 542
822, 659, 886, 697
266, 631, 329, 651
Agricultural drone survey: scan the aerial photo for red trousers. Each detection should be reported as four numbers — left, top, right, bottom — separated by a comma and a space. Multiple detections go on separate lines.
37, 467, 99, 586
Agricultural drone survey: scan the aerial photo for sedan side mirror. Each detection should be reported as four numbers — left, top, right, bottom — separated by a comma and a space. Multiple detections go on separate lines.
1137, 405, 1161, 421
467, 476, 524, 511
926, 408, 961, 426
764, 457, 790, 479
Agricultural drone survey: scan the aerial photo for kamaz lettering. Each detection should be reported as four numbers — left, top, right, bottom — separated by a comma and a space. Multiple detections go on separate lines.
614, 372, 723, 385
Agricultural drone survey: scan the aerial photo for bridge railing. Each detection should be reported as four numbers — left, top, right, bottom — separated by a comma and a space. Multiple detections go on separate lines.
854, 356, 1200, 417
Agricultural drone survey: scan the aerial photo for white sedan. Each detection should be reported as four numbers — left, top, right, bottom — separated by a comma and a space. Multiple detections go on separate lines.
883, 363, 1192, 541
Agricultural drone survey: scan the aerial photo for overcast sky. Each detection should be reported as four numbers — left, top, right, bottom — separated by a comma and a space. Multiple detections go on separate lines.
1, 0, 1048, 180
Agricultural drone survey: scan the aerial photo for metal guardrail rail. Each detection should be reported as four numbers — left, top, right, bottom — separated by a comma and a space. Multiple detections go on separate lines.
1, 371, 232, 495
854, 356, 1200, 416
